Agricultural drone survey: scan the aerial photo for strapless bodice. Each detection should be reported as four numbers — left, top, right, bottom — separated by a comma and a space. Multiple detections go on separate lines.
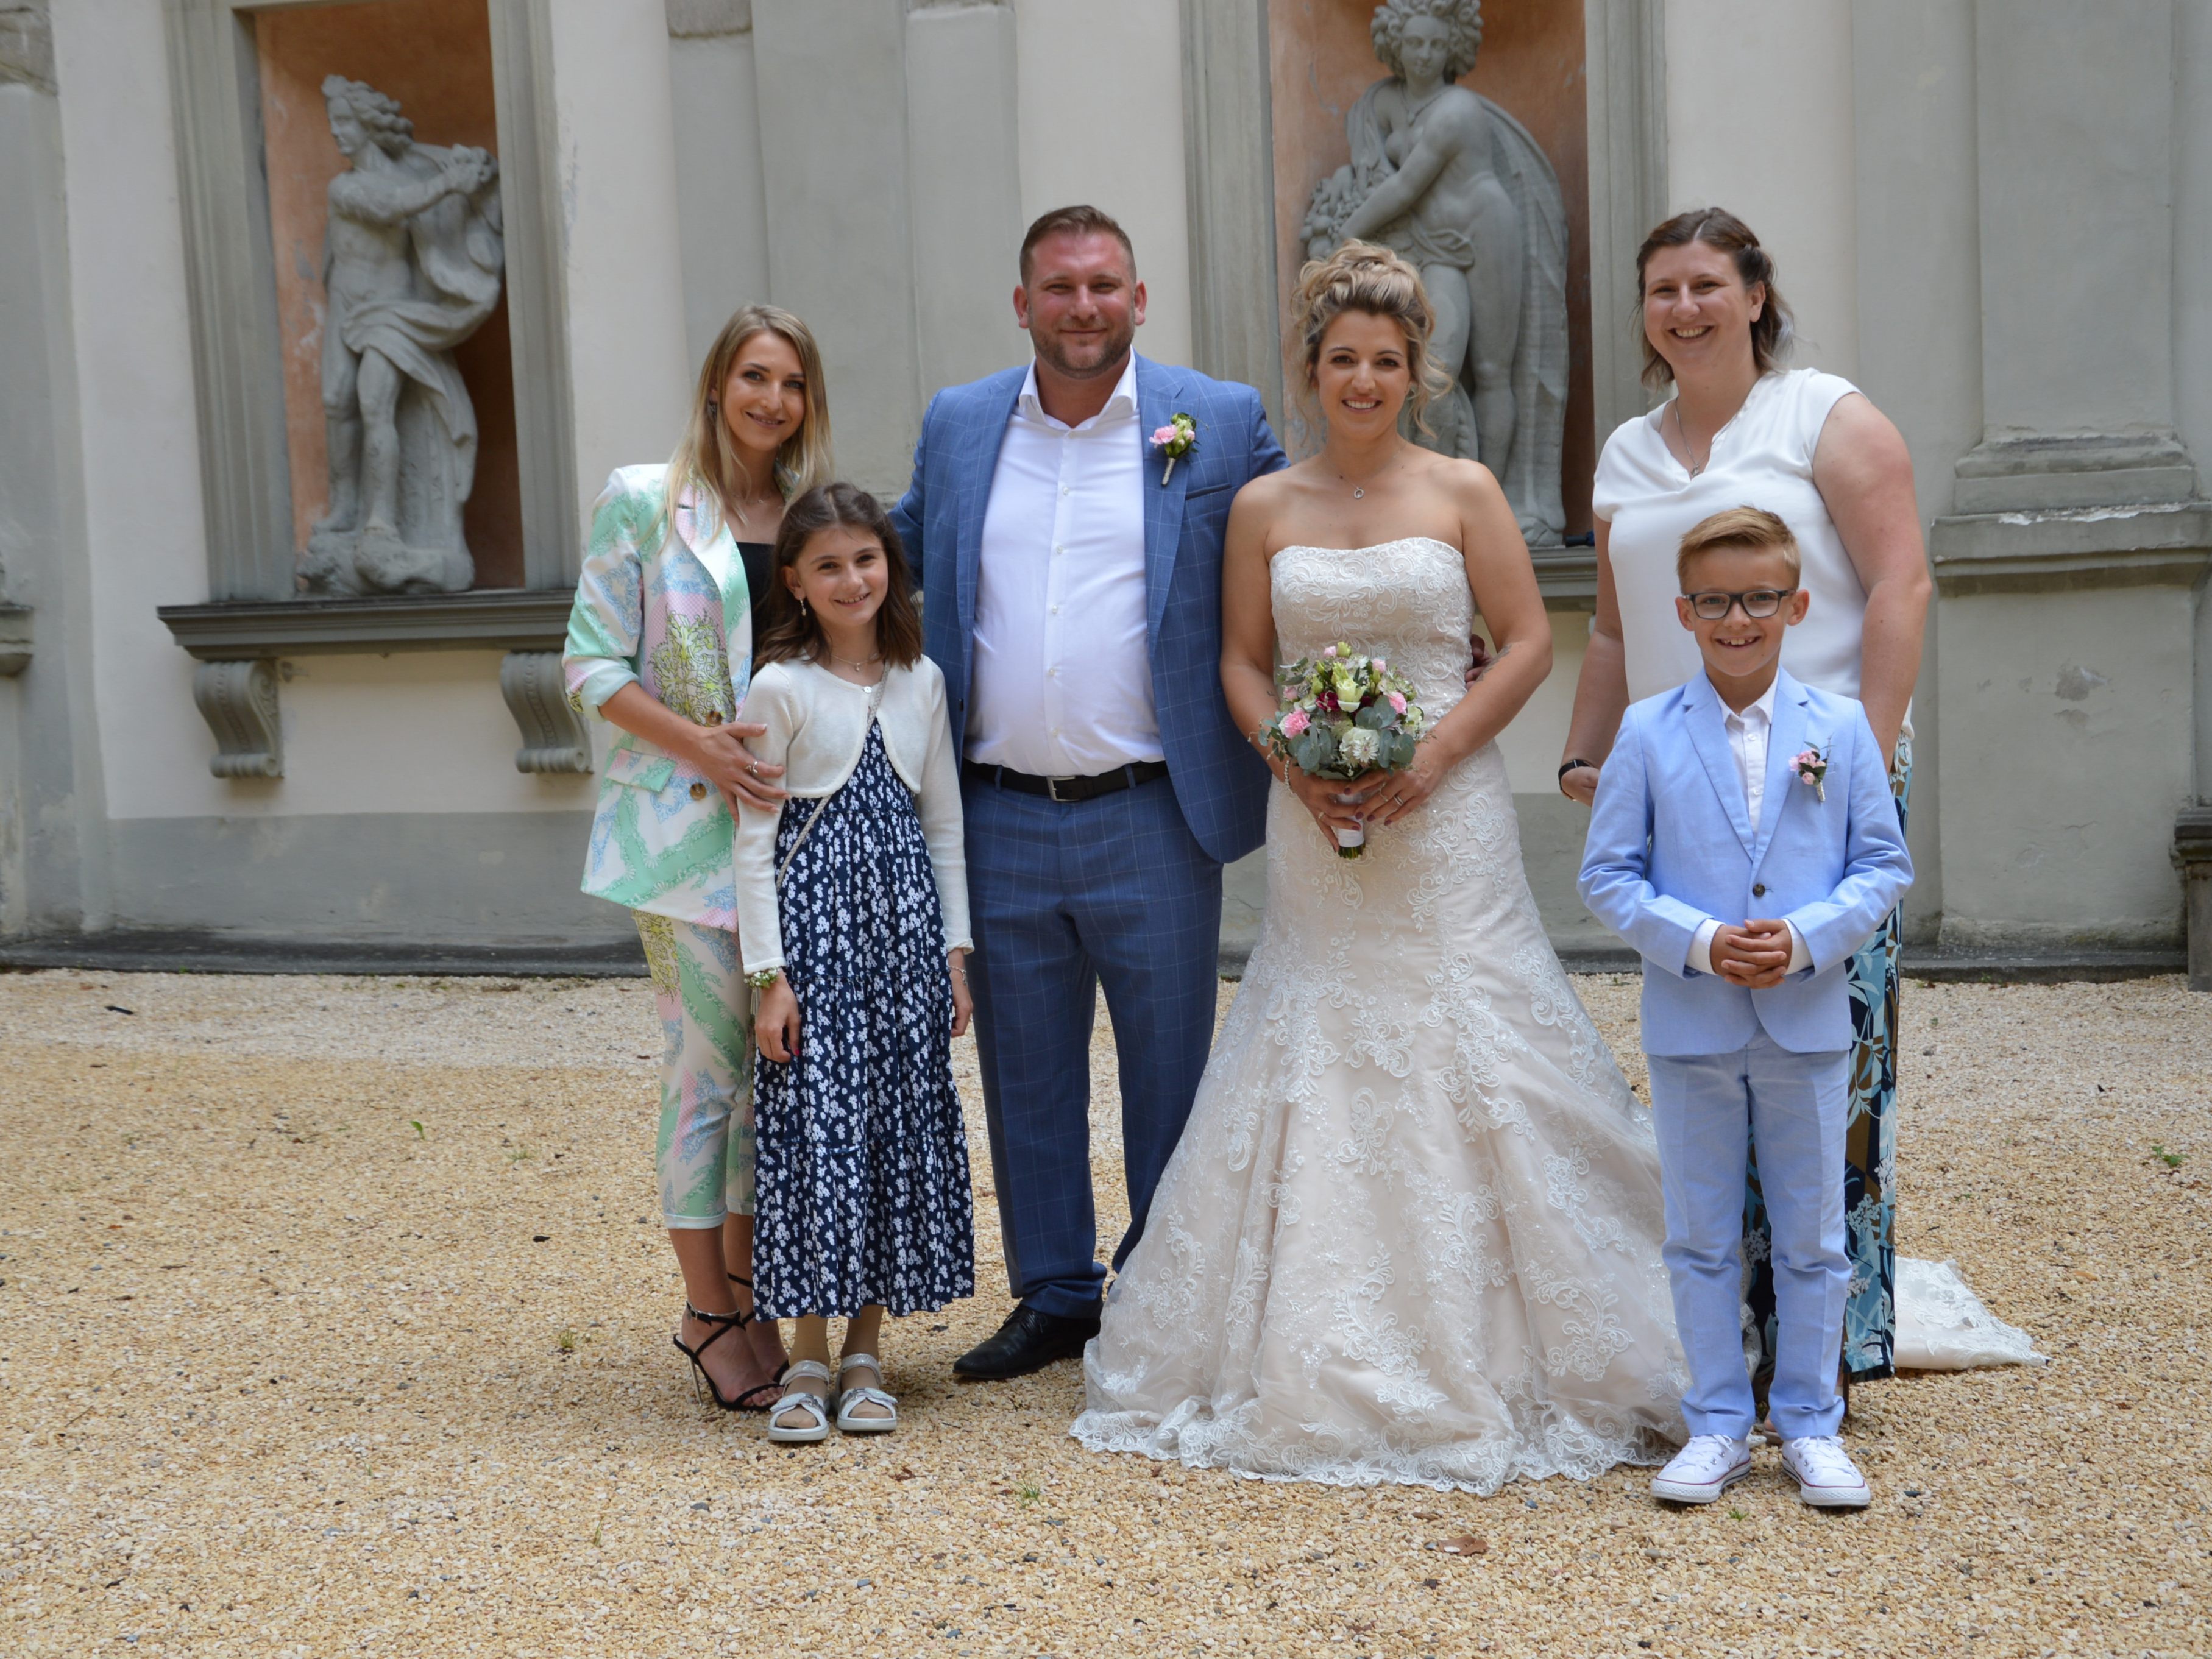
1269, 538, 1473, 718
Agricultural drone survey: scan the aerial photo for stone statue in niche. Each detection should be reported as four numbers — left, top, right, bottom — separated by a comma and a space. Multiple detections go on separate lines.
302, 76, 505, 595
1302, 0, 1569, 547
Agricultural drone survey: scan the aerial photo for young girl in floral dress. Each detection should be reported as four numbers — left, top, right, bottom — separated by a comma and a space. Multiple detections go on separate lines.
733, 483, 974, 1441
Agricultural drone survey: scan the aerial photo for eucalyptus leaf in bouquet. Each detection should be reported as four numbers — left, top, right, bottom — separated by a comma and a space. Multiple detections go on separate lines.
1258, 642, 1427, 857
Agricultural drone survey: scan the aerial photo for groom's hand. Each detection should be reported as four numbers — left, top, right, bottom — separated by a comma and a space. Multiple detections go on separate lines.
1712, 920, 1791, 988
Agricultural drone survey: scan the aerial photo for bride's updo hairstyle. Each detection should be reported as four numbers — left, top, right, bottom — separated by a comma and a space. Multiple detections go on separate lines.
1291, 241, 1453, 436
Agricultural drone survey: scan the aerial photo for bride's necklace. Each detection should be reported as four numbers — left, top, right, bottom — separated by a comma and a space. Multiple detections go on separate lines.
1336, 453, 1400, 500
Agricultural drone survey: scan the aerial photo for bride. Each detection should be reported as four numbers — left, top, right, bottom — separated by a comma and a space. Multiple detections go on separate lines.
1072, 244, 1687, 1491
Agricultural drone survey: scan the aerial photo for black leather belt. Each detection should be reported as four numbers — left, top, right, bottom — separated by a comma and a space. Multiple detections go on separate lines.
962, 759, 1169, 803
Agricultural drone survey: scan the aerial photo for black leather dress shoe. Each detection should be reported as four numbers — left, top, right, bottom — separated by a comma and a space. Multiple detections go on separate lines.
952, 1303, 1101, 1380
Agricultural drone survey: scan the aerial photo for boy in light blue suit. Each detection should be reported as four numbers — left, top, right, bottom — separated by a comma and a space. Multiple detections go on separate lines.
1579, 506, 1912, 1510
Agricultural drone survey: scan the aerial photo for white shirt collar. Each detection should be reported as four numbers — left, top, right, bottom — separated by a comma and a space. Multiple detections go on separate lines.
1720, 677, 1779, 727
1015, 356, 1139, 431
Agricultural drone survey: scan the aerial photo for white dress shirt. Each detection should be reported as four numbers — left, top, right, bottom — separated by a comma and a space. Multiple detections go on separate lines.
967, 358, 1162, 777
1691, 677, 1812, 977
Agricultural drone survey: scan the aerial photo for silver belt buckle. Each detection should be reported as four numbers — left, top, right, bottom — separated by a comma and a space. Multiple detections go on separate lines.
1045, 774, 1076, 803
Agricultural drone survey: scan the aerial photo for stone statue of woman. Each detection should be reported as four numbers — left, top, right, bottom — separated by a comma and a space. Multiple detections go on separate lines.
1303, 0, 1569, 547
303, 76, 505, 595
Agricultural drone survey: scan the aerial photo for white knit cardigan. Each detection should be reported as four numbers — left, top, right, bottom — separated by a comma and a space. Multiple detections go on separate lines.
732, 656, 971, 975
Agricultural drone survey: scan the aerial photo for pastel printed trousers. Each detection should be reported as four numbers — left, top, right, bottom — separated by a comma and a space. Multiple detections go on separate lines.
634, 911, 755, 1228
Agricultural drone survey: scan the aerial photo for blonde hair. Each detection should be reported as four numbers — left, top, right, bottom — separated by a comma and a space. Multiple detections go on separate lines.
665, 305, 834, 539
1290, 241, 1452, 436
1676, 505, 1802, 589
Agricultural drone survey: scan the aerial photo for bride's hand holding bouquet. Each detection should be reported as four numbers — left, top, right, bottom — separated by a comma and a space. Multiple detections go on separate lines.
1260, 643, 1428, 857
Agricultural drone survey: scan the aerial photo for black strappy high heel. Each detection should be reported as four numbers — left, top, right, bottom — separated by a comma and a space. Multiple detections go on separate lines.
673, 1301, 770, 1412
723, 1274, 784, 1413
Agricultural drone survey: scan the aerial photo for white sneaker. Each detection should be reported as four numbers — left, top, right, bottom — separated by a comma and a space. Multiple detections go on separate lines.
1650, 1434, 1753, 1504
1780, 1435, 1871, 1507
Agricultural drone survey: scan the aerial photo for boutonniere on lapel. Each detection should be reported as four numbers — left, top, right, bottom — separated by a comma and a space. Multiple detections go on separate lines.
1151, 413, 1197, 485
1791, 745, 1830, 803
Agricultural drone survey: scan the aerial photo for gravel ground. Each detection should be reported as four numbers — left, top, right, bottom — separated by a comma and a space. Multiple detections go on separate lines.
1, 967, 2205, 1658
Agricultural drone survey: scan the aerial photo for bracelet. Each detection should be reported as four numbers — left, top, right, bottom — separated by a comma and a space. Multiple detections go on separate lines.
744, 968, 782, 991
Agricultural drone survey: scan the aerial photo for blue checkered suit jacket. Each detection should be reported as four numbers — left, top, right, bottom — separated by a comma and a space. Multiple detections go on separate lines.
889, 356, 1287, 866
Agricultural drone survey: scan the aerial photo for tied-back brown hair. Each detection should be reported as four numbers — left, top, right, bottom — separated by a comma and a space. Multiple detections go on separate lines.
1289, 241, 1453, 435
1635, 207, 1795, 391
753, 483, 923, 671
1676, 504, 1802, 590
1019, 204, 1136, 283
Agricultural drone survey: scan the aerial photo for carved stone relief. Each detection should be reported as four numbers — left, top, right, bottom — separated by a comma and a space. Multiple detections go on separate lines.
1300, 0, 1569, 547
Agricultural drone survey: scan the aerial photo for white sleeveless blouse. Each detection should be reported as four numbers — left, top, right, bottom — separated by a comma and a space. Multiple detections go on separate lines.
1593, 368, 1874, 708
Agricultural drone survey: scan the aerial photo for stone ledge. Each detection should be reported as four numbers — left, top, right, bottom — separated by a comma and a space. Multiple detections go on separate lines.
1929, 501, 2211, 595
1531, 547, 1598, 610
0, 928, 645, 979
157, 589, 575, 660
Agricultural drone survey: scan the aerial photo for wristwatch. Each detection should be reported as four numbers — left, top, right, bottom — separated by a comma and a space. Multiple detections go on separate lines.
1557, 757, 1595, 799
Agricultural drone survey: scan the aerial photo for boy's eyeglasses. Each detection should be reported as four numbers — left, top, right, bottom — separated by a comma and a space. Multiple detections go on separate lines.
1682, 587, 1797, 621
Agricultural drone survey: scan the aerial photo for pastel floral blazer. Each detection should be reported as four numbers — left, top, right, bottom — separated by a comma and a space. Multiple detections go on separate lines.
562, 465, 753, 926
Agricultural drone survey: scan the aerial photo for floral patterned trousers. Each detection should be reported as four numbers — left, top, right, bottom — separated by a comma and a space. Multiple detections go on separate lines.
1745, 737, 1912, 1384
634, 911, 756, 1228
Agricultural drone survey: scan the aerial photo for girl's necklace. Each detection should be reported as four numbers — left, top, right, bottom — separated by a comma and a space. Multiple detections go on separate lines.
831, 651, 882, 673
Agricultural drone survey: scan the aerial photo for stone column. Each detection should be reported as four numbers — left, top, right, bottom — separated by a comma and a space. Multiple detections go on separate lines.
1929, 0, 2208, 958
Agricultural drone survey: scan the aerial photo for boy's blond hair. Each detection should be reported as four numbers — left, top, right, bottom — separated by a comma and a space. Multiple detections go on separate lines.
1675, 504, 1801, 589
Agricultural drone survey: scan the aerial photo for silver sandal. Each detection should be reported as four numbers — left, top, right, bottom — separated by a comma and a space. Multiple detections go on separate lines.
834, 1353, 899, 1434
765, 1359, 833, 1443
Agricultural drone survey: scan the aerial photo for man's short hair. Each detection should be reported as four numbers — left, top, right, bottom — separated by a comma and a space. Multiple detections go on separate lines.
1676, 504, 1802, 589
1019, 205, 1136, 284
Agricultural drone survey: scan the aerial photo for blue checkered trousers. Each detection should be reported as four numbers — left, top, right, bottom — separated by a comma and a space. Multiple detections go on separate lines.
890, 357, 1287, 1318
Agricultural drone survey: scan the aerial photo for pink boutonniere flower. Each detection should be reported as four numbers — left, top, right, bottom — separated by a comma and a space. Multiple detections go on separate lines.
1152, 412, 1197, 484
1792, 746, 1829, 803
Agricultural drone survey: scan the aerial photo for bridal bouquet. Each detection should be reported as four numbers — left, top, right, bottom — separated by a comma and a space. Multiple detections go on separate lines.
1260, 643, 1426, 858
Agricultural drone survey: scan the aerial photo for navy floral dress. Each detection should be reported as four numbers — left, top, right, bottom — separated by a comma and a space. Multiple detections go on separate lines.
751, 722, 974, 1320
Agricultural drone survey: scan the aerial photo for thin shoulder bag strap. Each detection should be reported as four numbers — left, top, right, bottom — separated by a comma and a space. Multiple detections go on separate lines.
774, 682, 884, 888
774, 793, 833, 889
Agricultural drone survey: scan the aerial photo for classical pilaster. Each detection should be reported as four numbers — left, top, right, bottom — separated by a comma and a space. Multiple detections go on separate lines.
1930, 0, 2206, 957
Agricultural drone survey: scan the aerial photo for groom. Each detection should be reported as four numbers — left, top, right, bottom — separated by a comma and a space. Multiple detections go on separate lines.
892, 205, 1286, 1379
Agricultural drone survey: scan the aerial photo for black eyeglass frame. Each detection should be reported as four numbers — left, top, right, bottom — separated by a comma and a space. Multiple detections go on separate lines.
1680, 585, 1799, 621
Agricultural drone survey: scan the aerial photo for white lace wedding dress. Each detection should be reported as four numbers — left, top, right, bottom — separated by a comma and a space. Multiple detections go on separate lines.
1072, 538, 1690, 1492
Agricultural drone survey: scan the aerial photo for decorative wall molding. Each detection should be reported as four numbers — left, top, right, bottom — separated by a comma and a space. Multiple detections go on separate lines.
0, 603, 30, 677
486, 0, 580, 587
498, 650, 592, 774
157, 589, 573, 659
665, 0, 751, 35
165, 1, 296, 600
1180, 0, 1283, 436
1929, 501, 2212, 596
1581, 0, 1669, 444
167, 0, 578, 598
191, 659, 283, 779
1952, 431, 2202, 515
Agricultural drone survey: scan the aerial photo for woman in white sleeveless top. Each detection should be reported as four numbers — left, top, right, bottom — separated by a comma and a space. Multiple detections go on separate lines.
1558, 208, 1931, 1393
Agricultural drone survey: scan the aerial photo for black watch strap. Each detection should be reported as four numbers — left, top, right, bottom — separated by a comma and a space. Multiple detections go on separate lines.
1558, 757, 1595, 780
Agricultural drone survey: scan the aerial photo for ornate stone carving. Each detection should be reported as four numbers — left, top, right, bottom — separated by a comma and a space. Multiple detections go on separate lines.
192, 660, 283, 779
302, 76, 505, 597
499, 650, 592, 774
1300, 0, 1569, 547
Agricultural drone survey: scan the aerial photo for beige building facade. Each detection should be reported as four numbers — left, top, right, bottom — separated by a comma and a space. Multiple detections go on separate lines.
0, 0, 2205, 978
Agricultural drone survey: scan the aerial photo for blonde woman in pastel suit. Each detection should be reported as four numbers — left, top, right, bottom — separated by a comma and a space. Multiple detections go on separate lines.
562, 305, 834, 1412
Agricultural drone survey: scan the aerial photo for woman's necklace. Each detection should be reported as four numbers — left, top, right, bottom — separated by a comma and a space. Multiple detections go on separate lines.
1336, 451, 1400, 500
1670, 400, 1710, 478
831, 650, 882, 673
